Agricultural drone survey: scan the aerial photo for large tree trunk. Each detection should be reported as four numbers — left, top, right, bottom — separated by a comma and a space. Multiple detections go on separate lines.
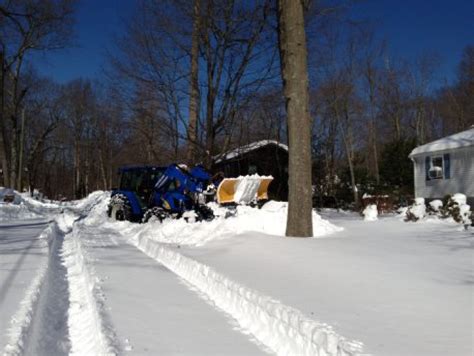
17, 108, 26, 190
0, 51, 9, 187
186, 0, 200, 165
278, 0, 313, 237
10, 113, 18, 190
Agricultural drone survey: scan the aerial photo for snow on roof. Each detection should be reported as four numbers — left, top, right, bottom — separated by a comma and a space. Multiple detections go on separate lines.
409, 127, 474, 157
214, 140, 288, 163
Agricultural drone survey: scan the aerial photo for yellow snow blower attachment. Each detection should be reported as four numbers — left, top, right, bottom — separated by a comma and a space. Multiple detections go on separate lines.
216, 175, 273, 205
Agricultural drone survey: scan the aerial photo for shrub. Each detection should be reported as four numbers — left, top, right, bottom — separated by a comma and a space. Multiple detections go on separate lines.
405, 198, 426, 222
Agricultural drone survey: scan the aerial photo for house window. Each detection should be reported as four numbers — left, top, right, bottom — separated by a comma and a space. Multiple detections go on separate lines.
429, 156, 444, 179
425, 154, 450, 180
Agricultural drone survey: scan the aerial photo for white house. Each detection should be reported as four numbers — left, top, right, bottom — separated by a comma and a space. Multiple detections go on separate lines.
408, 127, 474, 205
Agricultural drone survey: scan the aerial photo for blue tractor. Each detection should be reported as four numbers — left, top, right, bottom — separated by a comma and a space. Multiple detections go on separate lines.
107, 164, 215, 222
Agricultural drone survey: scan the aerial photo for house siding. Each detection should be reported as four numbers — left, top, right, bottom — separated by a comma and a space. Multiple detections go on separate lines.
413, 146, 474, 203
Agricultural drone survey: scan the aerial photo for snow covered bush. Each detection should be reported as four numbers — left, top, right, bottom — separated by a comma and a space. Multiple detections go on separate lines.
427, 199, 443, 214
405, 198, 426, 222
362, 204, 378, 221
440, 194, 471, 224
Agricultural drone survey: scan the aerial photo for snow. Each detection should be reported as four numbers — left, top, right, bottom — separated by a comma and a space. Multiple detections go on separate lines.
108, 201, 342, 247
233, 175, 270, 204
452, 193, 467, 205
0, 188, 61, 221
214, 140, 288, 163
1, 190, 473, 356
407, 197, 427, 220
362, 204, 378, 221
429, 199, 443, 212
1, 220, 51, 355
409, 127, 474, 156
459, 204, 472, 225
181, 213, 473, 356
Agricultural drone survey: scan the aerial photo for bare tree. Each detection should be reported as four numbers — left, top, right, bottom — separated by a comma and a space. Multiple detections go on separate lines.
278, 0, 313, 237
186, 0, 201, 164
0, 0, 75, 189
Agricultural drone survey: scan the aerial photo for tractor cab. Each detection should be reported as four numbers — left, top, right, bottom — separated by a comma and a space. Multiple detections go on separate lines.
118, 166, 165, 208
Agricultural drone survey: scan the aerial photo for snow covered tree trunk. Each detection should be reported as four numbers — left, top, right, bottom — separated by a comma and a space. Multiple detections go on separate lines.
278, 0, 313, 237
187, 0, 200, 165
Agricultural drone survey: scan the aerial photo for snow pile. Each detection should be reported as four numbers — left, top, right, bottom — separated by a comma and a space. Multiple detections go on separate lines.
452, 193, 467, 206
62, 220, 118, 355
405, 198, 426, 222
362, 204, 378, 221
131, 235, 363, 356
0, 202, 43, 220
80, 196, 342, 246
233, 175, 270, 204
69, 190, 109, 217
0, 187, 61, 220
245, 201, 343, 237
429, 199, 443, 212
78, 191, 111, 226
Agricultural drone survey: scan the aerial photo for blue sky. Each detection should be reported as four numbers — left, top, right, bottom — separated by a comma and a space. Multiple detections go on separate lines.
32, 0, 473, 86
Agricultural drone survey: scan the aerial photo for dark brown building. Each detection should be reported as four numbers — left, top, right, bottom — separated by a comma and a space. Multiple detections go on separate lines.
212, 140, 288, 201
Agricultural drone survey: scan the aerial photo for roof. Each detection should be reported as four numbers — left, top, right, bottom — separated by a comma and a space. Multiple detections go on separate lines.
214, 140, 288, 164
409, 127, 474, 157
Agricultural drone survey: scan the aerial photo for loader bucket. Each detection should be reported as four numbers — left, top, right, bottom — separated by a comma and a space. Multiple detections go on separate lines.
216, 178, 238, 204
216, 176, 273, 205
256, 177, 273, 201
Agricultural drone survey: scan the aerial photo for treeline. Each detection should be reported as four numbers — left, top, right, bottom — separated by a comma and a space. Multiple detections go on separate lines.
0, 0, 472, 202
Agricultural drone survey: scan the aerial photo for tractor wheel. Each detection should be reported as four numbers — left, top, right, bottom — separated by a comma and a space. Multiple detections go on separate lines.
109, 194, 132, 221
143, 207, 168, 223
195, 205, 215, 222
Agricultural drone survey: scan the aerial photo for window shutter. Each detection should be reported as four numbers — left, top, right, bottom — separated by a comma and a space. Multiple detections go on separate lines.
443, 153, 450, 179
425, 156, 431, 181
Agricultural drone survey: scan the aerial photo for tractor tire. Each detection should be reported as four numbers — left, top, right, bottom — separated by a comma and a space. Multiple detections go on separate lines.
195, 205, 215, 222
143, 207, 168, 223
109, 194, 132, 221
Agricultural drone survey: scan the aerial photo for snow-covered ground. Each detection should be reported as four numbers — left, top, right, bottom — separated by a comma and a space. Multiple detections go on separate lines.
0, 191, 472, 355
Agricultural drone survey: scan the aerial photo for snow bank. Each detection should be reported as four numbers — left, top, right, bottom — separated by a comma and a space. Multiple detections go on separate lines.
0, 188, 61, 220
62, 221, 118, 356
131, 235, 363, 356
362, 204, 378, 221
99, 200, 343, 247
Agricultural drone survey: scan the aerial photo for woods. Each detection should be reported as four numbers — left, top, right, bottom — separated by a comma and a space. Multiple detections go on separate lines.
0, 0, 472, 209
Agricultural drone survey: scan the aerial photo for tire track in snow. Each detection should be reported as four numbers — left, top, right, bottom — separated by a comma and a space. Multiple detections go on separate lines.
128, 234, 364, 356
3, 223, 70, 356
3, 214, 119, 356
